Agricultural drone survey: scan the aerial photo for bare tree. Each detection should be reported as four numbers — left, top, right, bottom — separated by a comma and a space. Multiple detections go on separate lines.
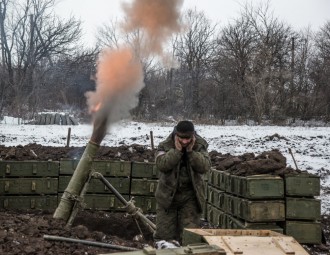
310, 21, 330, 121
0, 0, 81, 118
173, 9, 217, 118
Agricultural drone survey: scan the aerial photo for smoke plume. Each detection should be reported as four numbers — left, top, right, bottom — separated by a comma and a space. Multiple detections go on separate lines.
85, 0, 183, 143
121, 0, 183, 55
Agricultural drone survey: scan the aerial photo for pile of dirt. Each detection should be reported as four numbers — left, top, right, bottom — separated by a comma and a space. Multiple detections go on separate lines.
0, 209, 153, 255
0, 143, 156, 162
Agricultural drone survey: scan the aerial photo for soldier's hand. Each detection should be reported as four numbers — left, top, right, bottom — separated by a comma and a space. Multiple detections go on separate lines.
174, 135, 182, 151
186, 135, 196, 152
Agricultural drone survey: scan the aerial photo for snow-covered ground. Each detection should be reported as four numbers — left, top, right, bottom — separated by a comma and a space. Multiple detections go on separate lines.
1, 117, 330, 214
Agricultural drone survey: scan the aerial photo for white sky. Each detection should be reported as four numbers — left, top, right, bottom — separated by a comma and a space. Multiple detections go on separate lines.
1, 117, 330, 213
55, 0, 330, 47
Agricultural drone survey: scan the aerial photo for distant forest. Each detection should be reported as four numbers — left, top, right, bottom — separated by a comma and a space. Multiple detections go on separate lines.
0, 0, 329, 124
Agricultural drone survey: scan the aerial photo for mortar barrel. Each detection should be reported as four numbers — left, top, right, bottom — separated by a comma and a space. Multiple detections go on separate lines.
53, 141, 100, 222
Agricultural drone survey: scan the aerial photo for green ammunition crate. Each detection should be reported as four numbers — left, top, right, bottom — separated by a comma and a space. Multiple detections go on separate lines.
82, 194, 129, 211
286, 197, 321, 220
132, 196, 156, 213
0, 178, 58, 194
92, 161, 131, 177
59, 160, 131, 177
229, 193, 285, 222
131, 162, 158, 178
0, 161, 59, 177
230, 174, 284, 199
209, 168, 221, 188
284, 173, 320, 197
58, 176, 130, 194
211, 206, 226, 228
0, 195, 58, 210
130, 178, 158, 195
59, 159, 79, 174
284, 220, 322, 244
208, 186, 225, 209
227, 214, 283, 233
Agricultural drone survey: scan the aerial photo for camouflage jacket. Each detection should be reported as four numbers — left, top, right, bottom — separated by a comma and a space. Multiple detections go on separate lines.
154, 132, 211, 212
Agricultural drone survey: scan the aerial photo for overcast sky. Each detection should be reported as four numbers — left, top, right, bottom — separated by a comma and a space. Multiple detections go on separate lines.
55, 0, 330, 47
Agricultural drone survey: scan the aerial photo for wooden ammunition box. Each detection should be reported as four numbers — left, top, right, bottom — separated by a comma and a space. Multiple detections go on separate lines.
0, 178, 58, 194
0, 195, 58, 210
284, 173, 320, 197
182, 229, 309, 255
283, 220, 322, 244
58, 176, 130, 194
228, 193, 285, 222
132, 196, 156, 213
131, 162, 158, 178
130, 178, 158, 195
0, 161, 59, 177
286, 197, 321, 220
230, 174, 284, 199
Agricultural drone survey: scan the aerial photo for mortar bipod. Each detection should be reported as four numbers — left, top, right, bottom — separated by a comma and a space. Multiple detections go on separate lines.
92, 172, 156, 235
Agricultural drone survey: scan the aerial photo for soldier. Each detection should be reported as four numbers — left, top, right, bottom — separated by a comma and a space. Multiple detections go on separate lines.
153, 120, 211, 248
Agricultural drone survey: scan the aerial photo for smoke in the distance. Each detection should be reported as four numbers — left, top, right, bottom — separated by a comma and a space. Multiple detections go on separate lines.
85, 0, 183, 141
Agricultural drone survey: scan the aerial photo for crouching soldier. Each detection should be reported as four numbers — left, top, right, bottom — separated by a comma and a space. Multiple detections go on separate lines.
153, 120, 211, 248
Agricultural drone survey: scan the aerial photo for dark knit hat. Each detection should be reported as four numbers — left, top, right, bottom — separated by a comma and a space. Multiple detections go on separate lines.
175, 120, 195, 138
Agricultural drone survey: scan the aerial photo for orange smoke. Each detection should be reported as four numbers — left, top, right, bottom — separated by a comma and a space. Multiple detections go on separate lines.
122, 0, 183, 55
85, 47, 144, 128
85, 0, 183, 144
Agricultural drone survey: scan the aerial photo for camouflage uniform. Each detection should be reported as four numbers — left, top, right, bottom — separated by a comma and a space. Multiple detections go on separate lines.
153, 132, 211, 243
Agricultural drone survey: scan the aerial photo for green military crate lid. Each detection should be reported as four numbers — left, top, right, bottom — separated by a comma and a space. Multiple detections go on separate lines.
92, 160, 131, 177
0, 178, 58, 195
233, 174, 284, 199
132, 196, 156, 213
59, 159, 79, 174
131, 162, 158, 178
0, 161, 59, 177
59, 160, 131, 176
130, 178, 158, 195
58, 176, 130, 194
284, 220, 322, 244
284, 173, 320, 197
83, 194, 129, 211
285, 197, 321, 220
0, 195, 58, 210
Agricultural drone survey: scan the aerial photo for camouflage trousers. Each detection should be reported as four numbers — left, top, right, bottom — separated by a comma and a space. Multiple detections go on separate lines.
153, 190, 201, 244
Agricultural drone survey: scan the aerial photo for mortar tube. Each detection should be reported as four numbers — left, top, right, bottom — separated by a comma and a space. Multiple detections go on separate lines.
53, 141, 100, 222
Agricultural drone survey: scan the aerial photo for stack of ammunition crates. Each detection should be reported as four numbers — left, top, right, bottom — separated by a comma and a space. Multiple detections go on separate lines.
0, 161, 59, 210
281, 173, 322, 244
0, 160, 158, 213
206, 168, 322, 244
130, 162, 158, 213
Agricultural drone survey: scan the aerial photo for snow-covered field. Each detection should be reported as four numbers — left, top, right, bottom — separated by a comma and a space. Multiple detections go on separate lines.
1, 118, 330, 213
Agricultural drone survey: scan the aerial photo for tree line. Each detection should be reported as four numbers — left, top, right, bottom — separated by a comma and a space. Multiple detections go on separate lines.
0, 0, 329, 124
